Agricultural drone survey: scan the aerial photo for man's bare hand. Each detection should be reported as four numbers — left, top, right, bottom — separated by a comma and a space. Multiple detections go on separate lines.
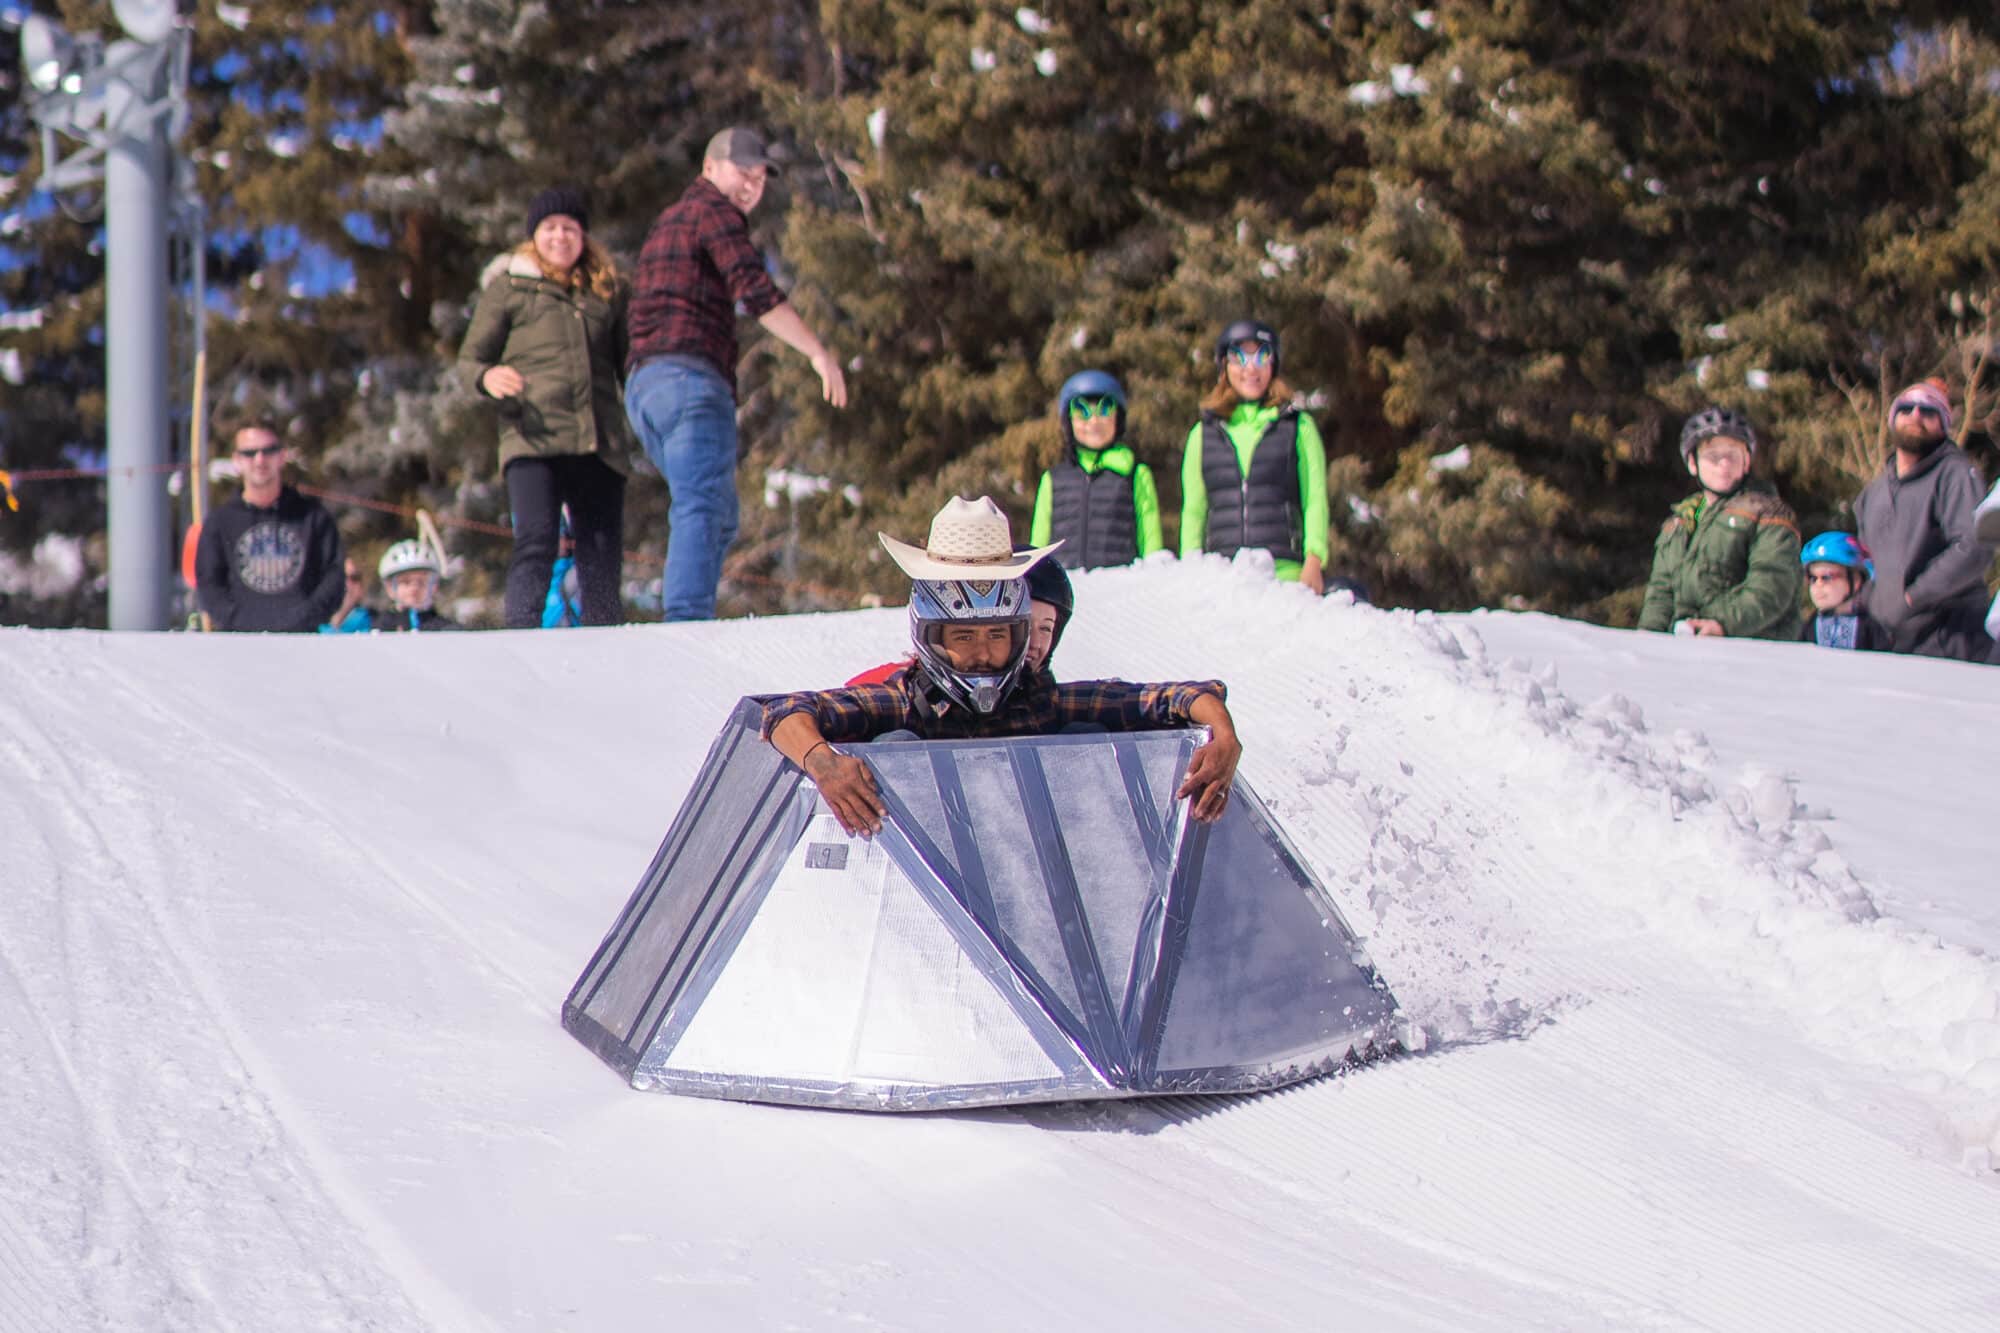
808, 745, 883, 836
811, 350, 849, 408
1686, 618, 1727, 637
1177, 729, 1242, 823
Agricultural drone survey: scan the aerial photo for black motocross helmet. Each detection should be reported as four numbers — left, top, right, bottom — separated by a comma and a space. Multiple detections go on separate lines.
1022, 549, 1074, 666
1214, 318, 1280, 374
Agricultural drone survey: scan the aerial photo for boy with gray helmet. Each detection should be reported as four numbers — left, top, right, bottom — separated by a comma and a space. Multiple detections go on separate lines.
1638, 406, 1803, 638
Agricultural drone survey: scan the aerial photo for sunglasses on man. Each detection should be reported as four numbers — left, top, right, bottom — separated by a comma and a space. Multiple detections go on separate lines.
1067, 395, 1119, 421
236, 444, 284, 459
1226, 344, 1274, 368
1891, 400, 1942, 421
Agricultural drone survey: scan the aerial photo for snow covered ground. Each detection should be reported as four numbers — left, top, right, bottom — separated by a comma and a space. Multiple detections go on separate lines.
3, 555, 1998, 1331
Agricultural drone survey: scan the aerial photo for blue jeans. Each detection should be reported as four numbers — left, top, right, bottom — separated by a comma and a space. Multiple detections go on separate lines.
624, 356, 739, 620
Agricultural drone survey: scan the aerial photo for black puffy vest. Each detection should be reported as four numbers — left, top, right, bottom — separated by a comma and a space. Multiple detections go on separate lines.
1199, 410, 1302, 562
1047, 459, 1139, 569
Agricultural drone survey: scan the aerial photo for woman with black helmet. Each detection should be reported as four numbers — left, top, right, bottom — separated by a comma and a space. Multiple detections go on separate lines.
1178, 319, 1330, 593
1637, 405, 1803, 638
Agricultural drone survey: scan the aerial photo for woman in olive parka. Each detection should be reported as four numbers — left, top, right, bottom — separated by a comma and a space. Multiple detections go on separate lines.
459, 186, 634, 627
1638, 406, 1803, 639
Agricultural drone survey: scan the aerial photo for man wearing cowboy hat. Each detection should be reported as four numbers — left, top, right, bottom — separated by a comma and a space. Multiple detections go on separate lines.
762, 497, 1243, 836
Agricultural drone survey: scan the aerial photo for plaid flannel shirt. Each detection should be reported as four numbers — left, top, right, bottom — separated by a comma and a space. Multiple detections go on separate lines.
625, 177, 786, 397
760, 669, 1226, 744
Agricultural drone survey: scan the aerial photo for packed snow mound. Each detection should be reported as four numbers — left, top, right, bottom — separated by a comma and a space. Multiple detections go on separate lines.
4, 557, 1999, 1331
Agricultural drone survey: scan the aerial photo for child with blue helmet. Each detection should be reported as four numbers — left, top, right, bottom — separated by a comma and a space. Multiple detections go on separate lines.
1030, 369, 1164, 568
1797, 531, 1887, 651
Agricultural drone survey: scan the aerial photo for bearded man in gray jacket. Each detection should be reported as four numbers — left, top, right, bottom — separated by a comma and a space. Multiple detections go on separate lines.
1854, 378, 1995, 663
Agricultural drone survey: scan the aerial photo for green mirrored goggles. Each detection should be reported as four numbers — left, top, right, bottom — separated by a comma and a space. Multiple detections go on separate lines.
1067, 395, 1119, 420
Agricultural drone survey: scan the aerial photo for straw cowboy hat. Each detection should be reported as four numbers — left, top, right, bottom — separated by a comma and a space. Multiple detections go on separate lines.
879, 496, 1062, 581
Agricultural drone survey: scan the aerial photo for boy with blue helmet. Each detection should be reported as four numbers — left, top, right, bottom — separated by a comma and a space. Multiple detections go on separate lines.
1797, 532, 1887, 651
1030, 370, 1163, 568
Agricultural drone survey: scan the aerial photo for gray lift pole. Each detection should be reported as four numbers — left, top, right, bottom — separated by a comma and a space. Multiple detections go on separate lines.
19, 1, 193, 631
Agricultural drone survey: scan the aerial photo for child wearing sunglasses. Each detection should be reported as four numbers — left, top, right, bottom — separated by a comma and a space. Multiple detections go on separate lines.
1852, 378, 1995, 662
1028, 370, 1163, 569
1796, 532, 1887, 651
1179, 319, 1329, 593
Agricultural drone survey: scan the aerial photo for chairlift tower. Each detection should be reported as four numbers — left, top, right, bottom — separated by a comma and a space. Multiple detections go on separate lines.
18, 0, 194, 631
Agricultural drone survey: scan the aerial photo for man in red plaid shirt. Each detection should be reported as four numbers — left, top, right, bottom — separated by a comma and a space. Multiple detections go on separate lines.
624, 126, 849, 620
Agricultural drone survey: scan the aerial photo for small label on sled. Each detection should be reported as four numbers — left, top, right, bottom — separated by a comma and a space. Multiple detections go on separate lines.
804, 843, 849, 870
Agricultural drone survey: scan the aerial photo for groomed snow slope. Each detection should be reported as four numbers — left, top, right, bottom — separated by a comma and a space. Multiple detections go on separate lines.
3, 556, 1998, 1332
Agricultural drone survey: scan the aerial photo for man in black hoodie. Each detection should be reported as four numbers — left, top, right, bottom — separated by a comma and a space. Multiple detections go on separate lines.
195, 423, 345, 632
1854, 379, 1995, 663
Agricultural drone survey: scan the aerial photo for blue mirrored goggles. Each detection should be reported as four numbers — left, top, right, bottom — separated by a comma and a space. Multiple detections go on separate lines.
1226, 344, 1274, 368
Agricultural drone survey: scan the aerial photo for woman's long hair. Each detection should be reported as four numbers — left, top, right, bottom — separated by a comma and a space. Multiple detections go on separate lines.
513, 234, 622, 301
1201, 371, 1296, 416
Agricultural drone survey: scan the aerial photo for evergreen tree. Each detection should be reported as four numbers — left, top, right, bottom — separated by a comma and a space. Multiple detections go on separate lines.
764, 0, 1381, 606
1323, 1, 2000, 616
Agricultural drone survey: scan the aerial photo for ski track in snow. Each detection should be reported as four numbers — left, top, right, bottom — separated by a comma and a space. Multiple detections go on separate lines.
2, 563, 1998, 1330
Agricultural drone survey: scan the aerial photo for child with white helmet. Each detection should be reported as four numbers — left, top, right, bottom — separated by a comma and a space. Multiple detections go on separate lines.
376, 539, 459, 632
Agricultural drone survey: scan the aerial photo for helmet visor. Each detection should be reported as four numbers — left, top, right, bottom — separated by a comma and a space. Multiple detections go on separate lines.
909, 577, 1032, 714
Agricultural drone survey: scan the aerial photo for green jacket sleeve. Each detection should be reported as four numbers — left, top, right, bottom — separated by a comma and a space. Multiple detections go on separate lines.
1132, 463, 1164, 556
1295, 414, 1330, 566
457, 278, 514, 396
1707, 514, 1804, 638
1030, 472, 1054, 547
1179, 423, 1208, 558
1637, 526, 1678, 632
